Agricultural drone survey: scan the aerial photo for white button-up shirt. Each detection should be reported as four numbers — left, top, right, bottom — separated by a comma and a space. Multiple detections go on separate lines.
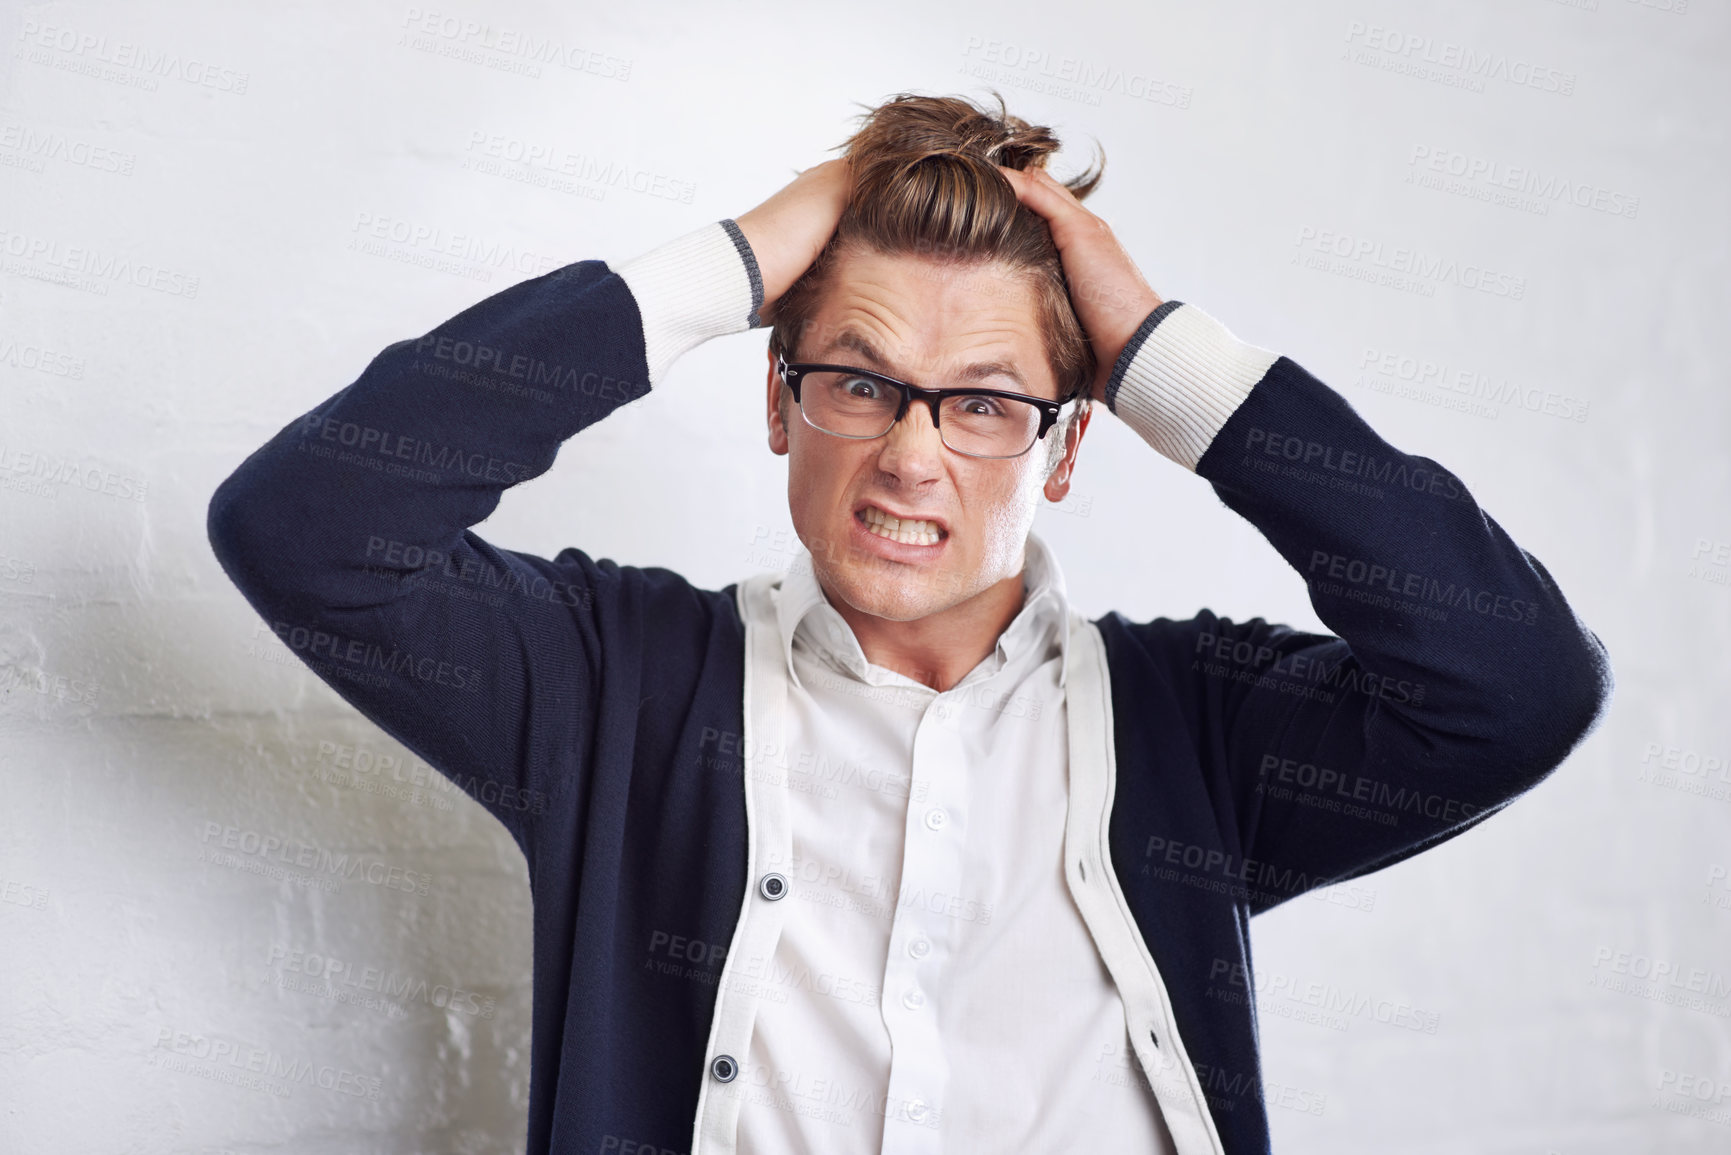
733, 532, 1177, 1154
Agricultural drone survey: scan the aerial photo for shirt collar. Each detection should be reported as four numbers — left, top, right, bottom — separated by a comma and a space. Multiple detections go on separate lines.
773, 530, 1072, 690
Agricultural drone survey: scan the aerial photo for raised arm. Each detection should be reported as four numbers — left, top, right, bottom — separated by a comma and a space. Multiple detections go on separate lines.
205, 220, 762, 848
1000, 165, 1613, 912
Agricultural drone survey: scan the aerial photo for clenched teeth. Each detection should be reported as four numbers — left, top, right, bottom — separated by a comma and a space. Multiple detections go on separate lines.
861, 505, 942, 546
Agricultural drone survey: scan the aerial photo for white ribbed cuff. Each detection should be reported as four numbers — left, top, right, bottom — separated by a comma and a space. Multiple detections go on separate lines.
611, 220, 763, 388
1107, 303, 1280, 471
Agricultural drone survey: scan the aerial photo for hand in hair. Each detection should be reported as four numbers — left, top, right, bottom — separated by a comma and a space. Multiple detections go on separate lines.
735, 157, 854, 326
995, 164, 1164, 403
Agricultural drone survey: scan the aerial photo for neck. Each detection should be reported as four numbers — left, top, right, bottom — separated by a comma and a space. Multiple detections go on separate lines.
819, 567, 1028, 693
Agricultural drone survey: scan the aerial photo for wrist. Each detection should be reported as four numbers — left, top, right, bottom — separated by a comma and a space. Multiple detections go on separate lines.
733, 210, 815, 321
1090, 289, 1164, 402
611, 220, 763, 387
1104, 301, 1280, 471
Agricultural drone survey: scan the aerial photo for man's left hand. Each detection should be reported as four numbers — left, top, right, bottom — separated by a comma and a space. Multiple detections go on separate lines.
996, 164, 1164, 403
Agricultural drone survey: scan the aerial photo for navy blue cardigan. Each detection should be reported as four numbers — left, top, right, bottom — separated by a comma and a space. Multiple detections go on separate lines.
207, 226, 1612, 1154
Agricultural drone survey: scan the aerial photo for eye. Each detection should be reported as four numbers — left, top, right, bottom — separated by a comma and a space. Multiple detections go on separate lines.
842, 376, 885, 399
956, 395, 1005, 417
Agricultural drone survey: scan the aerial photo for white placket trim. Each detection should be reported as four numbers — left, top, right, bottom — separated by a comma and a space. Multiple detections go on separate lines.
691, 574, 794, 1155
1062, 612, 1228, 1155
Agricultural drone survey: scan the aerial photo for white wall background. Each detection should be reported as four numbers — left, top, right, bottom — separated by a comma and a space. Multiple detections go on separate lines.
1, 0, 1726, 1151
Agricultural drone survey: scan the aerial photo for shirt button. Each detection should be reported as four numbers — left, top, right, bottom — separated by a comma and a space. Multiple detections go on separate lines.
923, 808, 948, 831
710, 1054, 738, 1082
907, 1098, 929, 1123
902, 988, 926, 1010
758, 872, 788, 901
907, 937, 931, 960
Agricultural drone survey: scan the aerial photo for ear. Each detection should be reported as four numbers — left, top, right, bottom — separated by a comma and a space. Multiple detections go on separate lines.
1042, 402, 1093, 503
766, 345, 790, 456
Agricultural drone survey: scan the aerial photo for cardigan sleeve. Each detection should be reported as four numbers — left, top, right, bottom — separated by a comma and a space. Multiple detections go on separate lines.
206, 221, 762, 850
1102, 302, 1613, 914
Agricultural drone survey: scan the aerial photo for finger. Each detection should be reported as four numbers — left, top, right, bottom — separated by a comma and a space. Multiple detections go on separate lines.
996, 165, 1088, 233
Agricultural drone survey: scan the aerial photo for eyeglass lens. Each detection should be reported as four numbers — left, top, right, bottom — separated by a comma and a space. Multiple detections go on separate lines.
798, 371, 1041, 458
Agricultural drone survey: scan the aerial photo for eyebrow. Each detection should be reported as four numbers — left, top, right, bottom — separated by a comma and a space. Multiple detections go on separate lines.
822, 327, 1029, 392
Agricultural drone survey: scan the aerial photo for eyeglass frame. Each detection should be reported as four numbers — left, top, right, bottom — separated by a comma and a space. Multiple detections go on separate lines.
774, 354, 1071, 460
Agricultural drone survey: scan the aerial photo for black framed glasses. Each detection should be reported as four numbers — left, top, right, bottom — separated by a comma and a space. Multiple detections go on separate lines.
776, 355, 1067, 460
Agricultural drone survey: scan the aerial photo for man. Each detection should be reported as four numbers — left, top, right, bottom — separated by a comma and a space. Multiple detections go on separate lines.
209, 92, 1612, 1154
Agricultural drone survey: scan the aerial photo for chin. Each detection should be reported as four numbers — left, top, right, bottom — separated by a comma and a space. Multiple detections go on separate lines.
817, 556, 957, 623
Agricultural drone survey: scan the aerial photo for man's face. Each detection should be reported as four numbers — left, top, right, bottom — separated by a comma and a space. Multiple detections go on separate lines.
765, 244, 1090, 623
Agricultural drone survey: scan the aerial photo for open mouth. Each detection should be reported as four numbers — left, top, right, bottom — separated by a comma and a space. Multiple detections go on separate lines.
856, 503, 946, 547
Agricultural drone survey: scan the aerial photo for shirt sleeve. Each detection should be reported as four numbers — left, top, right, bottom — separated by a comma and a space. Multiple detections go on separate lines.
1101, 301, 1614, 913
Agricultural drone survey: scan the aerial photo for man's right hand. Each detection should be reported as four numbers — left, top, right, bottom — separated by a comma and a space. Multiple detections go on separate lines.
734, 157, 853, 326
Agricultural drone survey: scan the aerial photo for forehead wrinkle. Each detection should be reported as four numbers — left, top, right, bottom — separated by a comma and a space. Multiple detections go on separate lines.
808, 250, 1052, 394
821, 318, 1037, 392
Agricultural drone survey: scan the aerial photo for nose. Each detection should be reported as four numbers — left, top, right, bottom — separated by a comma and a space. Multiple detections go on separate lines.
874, 398, 946, 484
